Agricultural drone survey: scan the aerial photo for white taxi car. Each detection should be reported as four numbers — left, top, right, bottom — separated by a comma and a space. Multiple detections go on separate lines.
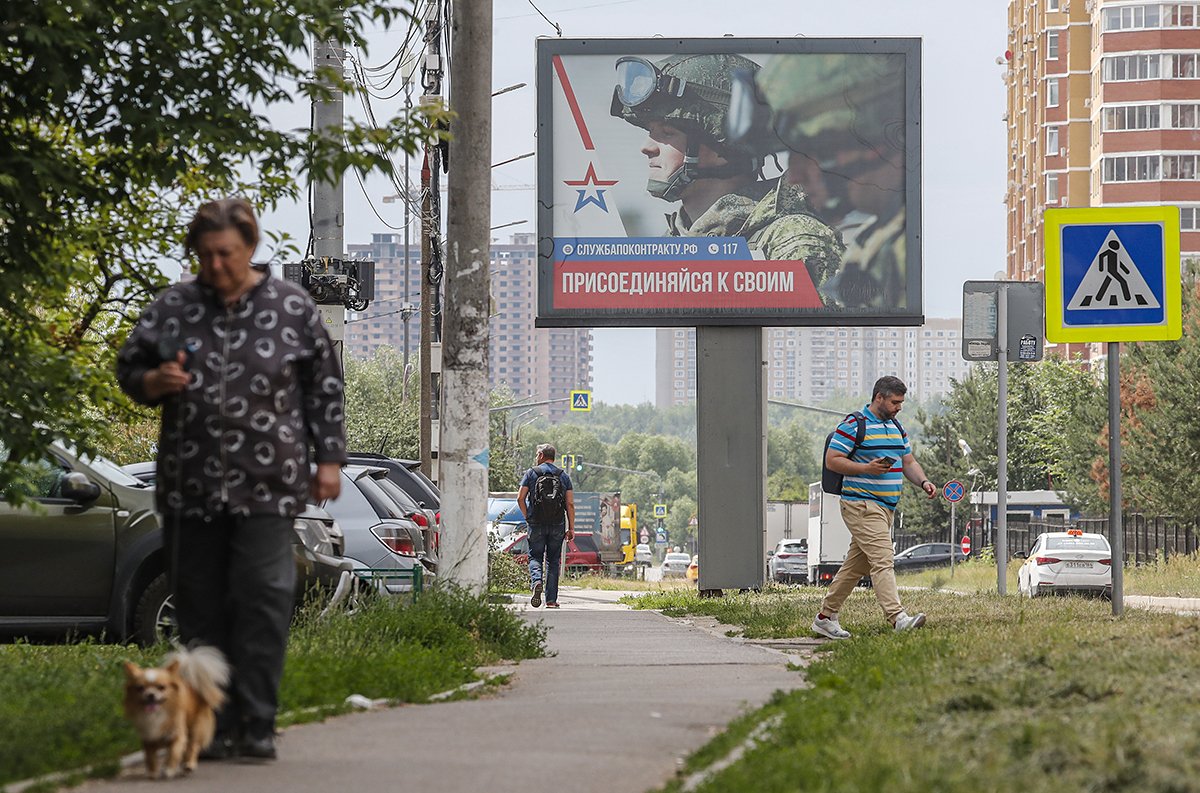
1015, 529, 1112, 598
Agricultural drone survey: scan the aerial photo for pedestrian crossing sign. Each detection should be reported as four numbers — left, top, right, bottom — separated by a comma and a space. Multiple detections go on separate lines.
1044, 206, 1180, 343
569, 390, 592, 412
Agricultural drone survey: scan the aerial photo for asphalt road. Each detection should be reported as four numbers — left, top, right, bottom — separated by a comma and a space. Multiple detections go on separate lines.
71, 588, 805, 793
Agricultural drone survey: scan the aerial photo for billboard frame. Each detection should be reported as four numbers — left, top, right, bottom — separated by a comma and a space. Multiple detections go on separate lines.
535, 36, 923, 328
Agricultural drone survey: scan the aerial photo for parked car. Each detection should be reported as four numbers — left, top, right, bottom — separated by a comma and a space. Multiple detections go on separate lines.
324, 465, 437, 593
661, 552, 692, 577
345, 453, 440, 567
634, 543, 653, 566
1015, 529, 1112, 598
892, 542, 968, 573
767, 539, 808, 584
501, 531, 604, 575
121, 461, 351, 638
686, 555, 699, 583
487, 496, 526, 542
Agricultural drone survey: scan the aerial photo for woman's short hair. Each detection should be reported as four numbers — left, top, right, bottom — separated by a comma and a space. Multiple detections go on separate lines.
184, 198, 260, 256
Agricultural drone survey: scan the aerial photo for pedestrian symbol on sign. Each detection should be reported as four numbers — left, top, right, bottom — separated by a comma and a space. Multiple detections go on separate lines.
1067, 230, 1160, 311
569, 390, 592, 412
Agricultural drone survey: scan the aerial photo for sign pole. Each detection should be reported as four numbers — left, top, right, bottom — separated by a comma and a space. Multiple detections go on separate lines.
1109, 341, 1125, 615
996, 284, 1008, 595
949, 501, 956, 577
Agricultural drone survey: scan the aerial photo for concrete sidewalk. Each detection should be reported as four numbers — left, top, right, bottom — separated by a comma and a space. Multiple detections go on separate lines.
74, 588, 806, 793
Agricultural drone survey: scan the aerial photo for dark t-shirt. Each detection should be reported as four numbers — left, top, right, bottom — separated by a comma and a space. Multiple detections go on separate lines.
520, 463, 573, 528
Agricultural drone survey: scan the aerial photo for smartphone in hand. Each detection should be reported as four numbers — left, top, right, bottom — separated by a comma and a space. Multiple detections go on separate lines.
876, 456, 897, 468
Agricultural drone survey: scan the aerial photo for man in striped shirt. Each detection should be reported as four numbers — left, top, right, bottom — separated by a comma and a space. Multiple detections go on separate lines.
812, 376, 937, 639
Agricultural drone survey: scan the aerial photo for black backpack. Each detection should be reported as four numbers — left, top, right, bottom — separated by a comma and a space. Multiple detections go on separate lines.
821, 412, 905, 495
528, 464, 566, 524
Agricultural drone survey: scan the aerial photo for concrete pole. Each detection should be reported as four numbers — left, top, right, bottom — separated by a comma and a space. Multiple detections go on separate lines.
419, 3, 443, 481
439, 0, 492, 590
312, 27, 345, 358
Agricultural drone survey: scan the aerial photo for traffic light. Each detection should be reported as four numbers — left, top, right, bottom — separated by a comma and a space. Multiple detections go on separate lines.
573, 454, 584, 471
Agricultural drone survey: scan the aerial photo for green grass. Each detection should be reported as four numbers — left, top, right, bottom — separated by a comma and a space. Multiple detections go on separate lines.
897, 554, 1200, 598
631, 587, 1200, 793
0, 589, 546, 787
564, 573, 695, 592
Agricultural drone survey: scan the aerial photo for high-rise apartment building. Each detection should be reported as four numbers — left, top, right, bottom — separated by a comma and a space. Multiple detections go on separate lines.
655, 320, 973, 408
345, 233, 592, 422
1005, 0, 1200, 355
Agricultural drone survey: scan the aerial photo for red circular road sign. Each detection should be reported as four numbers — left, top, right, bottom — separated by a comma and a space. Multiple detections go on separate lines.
961, 536, 971, 556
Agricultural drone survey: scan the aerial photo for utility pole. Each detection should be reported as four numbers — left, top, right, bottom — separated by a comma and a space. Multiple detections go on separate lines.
440, 0, 492, 590
419, 2, 444, 482
312, 25, 345, 358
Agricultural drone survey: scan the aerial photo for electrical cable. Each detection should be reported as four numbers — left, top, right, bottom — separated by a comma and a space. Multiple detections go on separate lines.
525, 0, 563, 36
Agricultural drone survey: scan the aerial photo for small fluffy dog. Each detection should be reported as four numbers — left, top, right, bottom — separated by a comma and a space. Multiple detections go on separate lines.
123, 645, 230, 778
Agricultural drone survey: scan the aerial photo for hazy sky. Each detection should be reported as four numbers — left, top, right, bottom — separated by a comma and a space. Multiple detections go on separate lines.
262, 0, 1010, 406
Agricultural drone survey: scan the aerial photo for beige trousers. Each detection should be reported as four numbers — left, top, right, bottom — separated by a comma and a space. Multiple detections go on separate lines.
819, 498, 903, 623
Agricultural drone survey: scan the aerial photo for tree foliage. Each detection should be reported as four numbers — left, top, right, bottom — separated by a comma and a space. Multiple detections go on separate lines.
1120, 265, 1200, 517
898, 358, 1108, 534
0, 0, 442, 492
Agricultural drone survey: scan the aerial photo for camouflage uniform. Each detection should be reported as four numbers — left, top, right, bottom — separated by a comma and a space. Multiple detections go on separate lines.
753, 53, 910, 309
665, 179, 843, 290
612, 52, 843, 289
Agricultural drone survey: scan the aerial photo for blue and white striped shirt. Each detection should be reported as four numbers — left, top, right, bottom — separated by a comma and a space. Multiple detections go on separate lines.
827, 406, 911, 510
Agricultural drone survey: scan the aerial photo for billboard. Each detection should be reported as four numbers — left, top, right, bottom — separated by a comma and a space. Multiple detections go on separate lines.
536, 38, 922, 327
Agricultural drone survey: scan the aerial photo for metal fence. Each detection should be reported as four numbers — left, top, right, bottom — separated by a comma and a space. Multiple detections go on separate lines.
896, 514, 1200, 565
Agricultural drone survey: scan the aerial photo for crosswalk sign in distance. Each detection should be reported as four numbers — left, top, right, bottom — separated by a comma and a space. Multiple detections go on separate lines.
1044, 206, 1181, 343
569, 389, 592, 412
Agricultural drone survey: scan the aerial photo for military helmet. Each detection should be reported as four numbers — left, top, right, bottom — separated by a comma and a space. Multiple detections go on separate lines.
749, 53, 907, 166
610, 53, 773, 156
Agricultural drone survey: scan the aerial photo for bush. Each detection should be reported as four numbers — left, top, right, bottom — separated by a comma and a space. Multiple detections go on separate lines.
489, 549, 528, 594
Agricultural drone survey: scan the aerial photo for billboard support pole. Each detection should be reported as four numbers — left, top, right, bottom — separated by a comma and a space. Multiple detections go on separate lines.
696, 327, 766, 593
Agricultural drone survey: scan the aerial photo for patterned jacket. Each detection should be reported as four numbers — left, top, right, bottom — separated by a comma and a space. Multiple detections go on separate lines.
117, 269, 346, 520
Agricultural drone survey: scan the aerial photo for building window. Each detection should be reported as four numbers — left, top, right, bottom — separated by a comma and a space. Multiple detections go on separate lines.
1102, 154, 1161, 182
1164, 4, 1199, 26
1163, 154, 1200, 179
1047, 79, 1059, 107
1181, 206, 1200, 229
1048, 0, 1060, 8
1046, 125, 1060, 155
1103, 4, 1161, 31
1170, 103, 1200, 128
1103, 104, 1161, 131
1168, 52, 1200, 78
1047, 31, 1060, 60
1102, 54, 1161, 82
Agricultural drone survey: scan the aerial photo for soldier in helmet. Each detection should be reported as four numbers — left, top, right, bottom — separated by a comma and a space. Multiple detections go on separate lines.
610, 53, 844, 292
737, 52, 910, 309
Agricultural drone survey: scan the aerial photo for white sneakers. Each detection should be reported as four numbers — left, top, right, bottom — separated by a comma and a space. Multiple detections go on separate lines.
811, 611, 928, 638
893, 611, 927, 631
811, 613, 851, 640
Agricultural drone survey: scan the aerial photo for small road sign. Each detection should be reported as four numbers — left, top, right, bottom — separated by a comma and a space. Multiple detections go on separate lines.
569, 390, 592, 411
639, 531, 649, 544
942, 480, 965, 503
653, 504, 667, 518
961, 536, 971, 556
1044, 206, 1181, 343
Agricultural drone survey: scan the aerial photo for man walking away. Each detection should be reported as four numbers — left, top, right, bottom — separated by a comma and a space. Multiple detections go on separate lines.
517, 444, 575, 609
812, 376, 936, 639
